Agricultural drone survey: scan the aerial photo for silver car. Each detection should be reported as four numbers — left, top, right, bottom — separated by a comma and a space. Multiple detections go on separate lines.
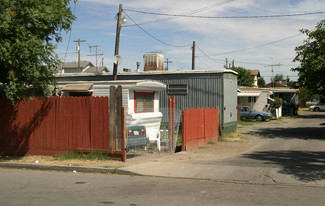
309, 104, 325, 112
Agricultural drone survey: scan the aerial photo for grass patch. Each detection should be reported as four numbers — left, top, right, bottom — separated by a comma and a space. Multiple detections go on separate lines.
219, 131, 248, 143
54, 151, 109, 161
237, 120, 255, 126
207, 140, 216, 144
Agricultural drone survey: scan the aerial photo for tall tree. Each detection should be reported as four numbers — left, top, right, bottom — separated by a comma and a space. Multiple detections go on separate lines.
258, 76, 266, 87
272, 74, 284, 83
233, 67, 254, 87
293, 20, 325, 98
0, 0, 76, 101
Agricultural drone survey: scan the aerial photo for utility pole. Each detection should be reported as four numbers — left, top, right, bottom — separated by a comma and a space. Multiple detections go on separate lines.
225, 58, 228, 69
73, 38, 86, 73
192, 41, 195, 70
113, 4, 123, 80
264, 64, 281, 88
164, 58, 172, 70
87, 44, 103, 71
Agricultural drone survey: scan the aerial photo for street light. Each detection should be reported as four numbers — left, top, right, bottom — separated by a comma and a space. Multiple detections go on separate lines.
113, 4, 126, 80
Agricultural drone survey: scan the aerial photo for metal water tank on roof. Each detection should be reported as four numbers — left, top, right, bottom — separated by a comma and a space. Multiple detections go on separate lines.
143, 53, 164, 71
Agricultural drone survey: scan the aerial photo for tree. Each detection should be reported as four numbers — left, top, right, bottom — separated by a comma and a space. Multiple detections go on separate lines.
258, 77, 266, 87
293, 20, 325, 99
233, 67, 254, 87
0, 0, 76, 101
272, 74, 284, 83
286, 76, 298, 89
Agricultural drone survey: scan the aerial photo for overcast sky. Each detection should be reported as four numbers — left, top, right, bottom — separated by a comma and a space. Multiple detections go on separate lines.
56, 0, 325, 83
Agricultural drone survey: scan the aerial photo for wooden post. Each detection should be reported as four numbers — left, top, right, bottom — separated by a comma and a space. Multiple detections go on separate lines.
122, 107, 126, 162
109, 86, 116, 151
192, 41, 195, 70
182, 110, 186, 151
115, 86, 123, 151
168, 96, 175, 153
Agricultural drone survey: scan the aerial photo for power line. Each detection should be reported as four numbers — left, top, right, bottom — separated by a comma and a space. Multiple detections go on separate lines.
123, 11, 192, 48
195, 44, 224, 65
63, 2, 77, 64
211, 33, 302, 56
124, 10, 325, 19
124, 0, 234, 27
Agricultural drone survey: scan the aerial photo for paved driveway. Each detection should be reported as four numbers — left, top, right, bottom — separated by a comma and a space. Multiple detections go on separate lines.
121, 110, 325, 186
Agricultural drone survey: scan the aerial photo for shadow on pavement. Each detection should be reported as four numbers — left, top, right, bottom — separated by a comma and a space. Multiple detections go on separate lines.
243, 150, 325, 182
247, 127, 325, 140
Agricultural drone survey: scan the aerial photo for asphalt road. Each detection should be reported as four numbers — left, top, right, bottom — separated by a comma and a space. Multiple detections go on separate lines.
208, 110, 325, 183
1, 168, 325, 206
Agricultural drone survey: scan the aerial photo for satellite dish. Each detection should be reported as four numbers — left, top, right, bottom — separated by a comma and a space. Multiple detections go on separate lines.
113, 55, 123, 64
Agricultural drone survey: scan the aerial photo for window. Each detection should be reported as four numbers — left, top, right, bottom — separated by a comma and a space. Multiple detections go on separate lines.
167, 84, 188, 95
248, 96, 256, 103
134, 92, 154, 113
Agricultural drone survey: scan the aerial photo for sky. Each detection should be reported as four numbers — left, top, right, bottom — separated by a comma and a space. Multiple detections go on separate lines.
56, 0, 325, 83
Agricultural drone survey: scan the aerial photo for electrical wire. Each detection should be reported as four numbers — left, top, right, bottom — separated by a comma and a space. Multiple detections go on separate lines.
124, 10, 325, 19
212, 33, 302, 55
195, 44, 224, 65
124, 0, 234, 27
123, 11, 192, 48
63, 2, 77, 64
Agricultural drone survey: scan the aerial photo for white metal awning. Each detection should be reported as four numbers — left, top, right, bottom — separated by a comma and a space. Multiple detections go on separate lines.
237, 92, 261, 97
62, 83, 93, 92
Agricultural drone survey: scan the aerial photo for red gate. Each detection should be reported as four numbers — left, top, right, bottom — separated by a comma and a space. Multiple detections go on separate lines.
182, 107, 219, 150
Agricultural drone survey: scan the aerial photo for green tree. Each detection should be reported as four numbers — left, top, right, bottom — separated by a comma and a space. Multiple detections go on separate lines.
0, 0, 76, 101
286, 76, 298, 89
293, 20, 325, 99
233, 67, 254, 87
258, 77, 266, 87
271, 74, 284, 83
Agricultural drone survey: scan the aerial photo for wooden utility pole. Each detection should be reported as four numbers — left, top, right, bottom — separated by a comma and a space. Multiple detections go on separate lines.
88, 44, 103, 71
73, 38, 86, 73
164, 58, 172, 70
113, 4, 123, 80
192, 41, 195, 70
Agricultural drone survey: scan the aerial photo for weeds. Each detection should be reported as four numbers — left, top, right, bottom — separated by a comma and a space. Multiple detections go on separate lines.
219, 132, 248, 143
54, 151, 109, 161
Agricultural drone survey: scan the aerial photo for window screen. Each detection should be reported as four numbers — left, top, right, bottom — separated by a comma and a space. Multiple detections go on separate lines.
134, 92, 154, 113
167, 84, 188, 95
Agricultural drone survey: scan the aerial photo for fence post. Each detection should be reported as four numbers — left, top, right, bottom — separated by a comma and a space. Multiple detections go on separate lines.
168, 96, 175, 153
109, 86, 116, 151
182, 110, 186, 151
115, 86, 123, 151
122, 107, 126, 162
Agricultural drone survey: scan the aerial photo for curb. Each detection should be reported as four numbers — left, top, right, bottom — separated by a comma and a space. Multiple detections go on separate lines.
0, 162, 137, 176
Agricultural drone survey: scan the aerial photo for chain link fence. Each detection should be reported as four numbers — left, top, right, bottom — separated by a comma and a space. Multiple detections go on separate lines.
125, 108, 182, 159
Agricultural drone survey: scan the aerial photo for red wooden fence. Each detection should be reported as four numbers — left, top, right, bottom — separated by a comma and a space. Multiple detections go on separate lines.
182, 107, 219, 150
0, 97, 109, 156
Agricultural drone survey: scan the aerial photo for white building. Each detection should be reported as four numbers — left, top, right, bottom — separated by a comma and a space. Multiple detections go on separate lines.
58, 80, 166, 149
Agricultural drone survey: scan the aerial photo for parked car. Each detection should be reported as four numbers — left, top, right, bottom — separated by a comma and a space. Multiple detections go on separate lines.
239, 106, 272, 121
126, 125, 149, 151
309, 104, 325, 112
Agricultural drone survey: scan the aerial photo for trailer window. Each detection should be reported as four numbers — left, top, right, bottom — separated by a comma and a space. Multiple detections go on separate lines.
134, 92, 154, 113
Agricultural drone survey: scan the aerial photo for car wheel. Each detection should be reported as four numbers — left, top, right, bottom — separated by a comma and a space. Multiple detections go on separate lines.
314, 107, 320, 112
256, 115, 263, 121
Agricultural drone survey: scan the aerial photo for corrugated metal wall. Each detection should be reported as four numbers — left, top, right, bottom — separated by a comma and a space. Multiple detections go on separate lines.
223, 73, 238, 132
158, 76, 223, 123
56, 71, 235, 126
